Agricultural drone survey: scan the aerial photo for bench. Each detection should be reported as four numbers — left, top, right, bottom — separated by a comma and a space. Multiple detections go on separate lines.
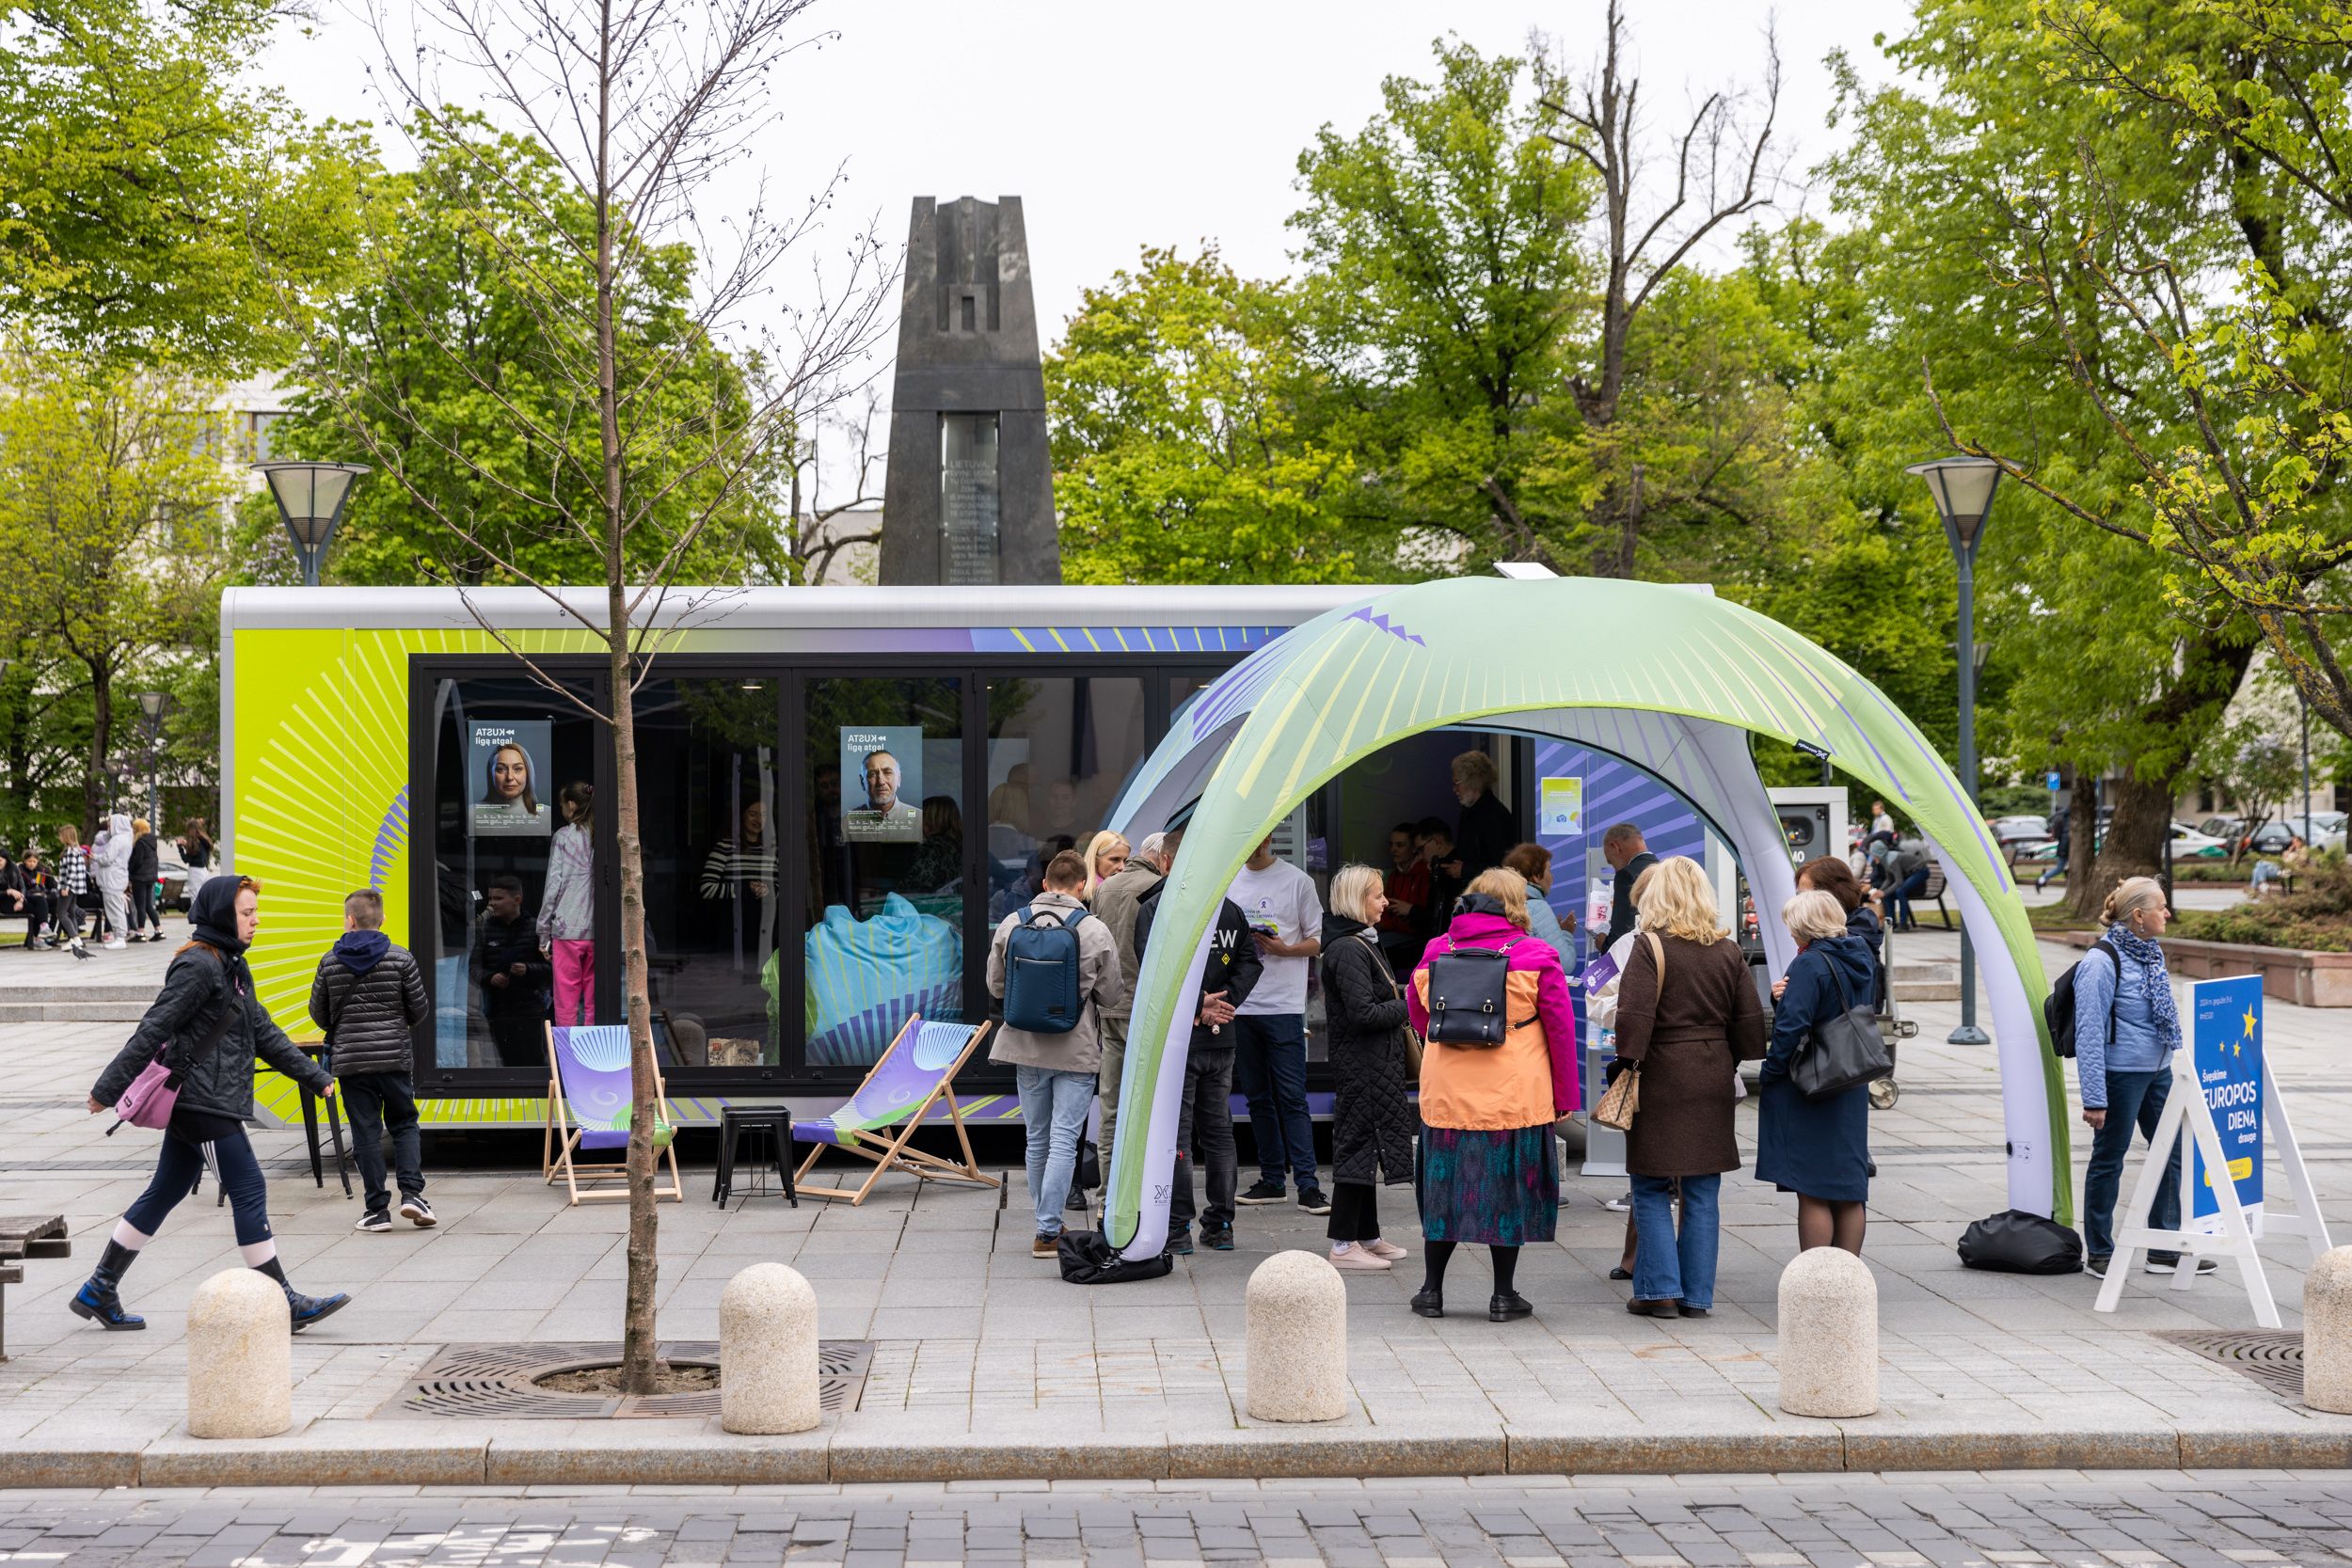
0, 1215, 71, 1361
1918, 864, 1956, 929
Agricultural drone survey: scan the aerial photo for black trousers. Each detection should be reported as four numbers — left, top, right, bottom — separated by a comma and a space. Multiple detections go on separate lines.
128, 882, 157, 934
1327, 1180, 1381, 1243
341, 1071, 426, 1215
1170, 1045, 1237, 1235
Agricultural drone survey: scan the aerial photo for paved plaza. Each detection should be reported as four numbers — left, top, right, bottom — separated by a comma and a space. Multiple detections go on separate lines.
8, 1474, 2352, 1566
2, 927, 2348, 1484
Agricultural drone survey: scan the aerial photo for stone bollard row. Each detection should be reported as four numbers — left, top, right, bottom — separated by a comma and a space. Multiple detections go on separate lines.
188, 1269, 292, 1439
1776, 1247, 1878, 1419
2304, 1246, 2352, 1414
1246, 1250, 1347, 1422
720, 1262, 821, 1434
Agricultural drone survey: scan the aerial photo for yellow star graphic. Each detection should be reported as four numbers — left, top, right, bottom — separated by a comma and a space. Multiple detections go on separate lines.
2243, 1006, 2259, 1041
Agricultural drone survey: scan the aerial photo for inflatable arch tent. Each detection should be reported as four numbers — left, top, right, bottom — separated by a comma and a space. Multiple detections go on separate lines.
1104, 576, 2067, 1261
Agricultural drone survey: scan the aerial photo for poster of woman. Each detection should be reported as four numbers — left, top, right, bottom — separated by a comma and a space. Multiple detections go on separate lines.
471, 721, 552, 837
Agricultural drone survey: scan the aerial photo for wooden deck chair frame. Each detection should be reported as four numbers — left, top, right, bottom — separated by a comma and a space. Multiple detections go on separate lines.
542, 1023, 686, 1206
793, 1019, 1002, 1205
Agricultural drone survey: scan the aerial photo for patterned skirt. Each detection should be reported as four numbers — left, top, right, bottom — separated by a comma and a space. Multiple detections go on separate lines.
1415, 1122, 1560, 1246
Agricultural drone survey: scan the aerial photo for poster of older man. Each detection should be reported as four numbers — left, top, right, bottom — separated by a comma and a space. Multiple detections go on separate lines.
841, 728, 923, 842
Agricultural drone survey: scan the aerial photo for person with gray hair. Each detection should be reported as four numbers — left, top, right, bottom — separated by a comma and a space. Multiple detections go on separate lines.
1317, 864, 1416, 1271
1755, 890, 1878, 1255
1600, 822, 1657, 950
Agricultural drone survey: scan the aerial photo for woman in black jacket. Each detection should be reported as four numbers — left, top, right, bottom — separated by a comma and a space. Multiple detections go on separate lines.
75, 876, 351, 1332
1318, 864, 1417, 1271
125, 817, 160, 942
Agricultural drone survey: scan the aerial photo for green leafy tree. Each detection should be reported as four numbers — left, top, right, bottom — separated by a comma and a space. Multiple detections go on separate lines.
1046, 247, 1374, 584
0, 0, 365, 369
0, 341, 230, 834
274, 112, 791, 587
1289, 40, 1595, 569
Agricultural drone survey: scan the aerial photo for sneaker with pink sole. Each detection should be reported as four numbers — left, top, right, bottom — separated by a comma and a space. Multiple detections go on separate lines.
1328, 1243, 1391, 1272
1364, 1239, 1410, 1261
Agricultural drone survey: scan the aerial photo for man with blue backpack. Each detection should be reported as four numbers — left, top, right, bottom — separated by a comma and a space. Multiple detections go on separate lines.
988, 849, 1121, 1258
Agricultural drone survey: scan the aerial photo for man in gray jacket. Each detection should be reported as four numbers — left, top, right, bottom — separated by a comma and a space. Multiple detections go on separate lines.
1088, 830, 1168, 1175
310, 889, 434, 1232
988, 850, 1120, 1257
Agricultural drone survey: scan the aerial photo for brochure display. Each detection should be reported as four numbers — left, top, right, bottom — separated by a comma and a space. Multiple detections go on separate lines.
2093, 975, 2330, 1327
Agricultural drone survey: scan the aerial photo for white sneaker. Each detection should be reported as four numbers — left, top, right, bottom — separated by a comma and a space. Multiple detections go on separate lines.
1603, 1193, 1634, 1212
1365, 1238, 1410, 1261
1328, 1243, 1391, 1272
102, 938, 125, 950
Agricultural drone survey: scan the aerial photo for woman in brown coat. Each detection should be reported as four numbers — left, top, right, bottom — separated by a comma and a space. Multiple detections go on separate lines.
1611, 856, 1766, 1317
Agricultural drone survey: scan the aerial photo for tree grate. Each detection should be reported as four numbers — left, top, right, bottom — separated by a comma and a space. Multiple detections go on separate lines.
2156, 1328, 2304, 1399
381, 1340, 870, 1420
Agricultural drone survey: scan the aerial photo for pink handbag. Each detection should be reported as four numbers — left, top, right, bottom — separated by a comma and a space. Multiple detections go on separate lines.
109, 1058, 180, 1132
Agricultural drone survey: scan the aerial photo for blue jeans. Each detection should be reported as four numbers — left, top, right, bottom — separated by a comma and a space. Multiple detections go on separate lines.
1889, 869, 1929, 929
1232, 1013, 1317, 1192
1015, 1065, 1094, 1239
1630, 1172, 1721, 1309
2083, 1067, 2183, 1260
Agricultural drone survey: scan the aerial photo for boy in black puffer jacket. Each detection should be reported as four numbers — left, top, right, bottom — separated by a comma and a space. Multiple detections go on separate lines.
310, 888, 434, 1231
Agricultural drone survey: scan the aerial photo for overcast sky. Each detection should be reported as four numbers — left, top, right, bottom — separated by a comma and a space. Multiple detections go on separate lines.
264, 0, 1913, 502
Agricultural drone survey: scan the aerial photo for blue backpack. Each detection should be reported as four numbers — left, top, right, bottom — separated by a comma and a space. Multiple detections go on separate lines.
1003, 905, 1092, 1034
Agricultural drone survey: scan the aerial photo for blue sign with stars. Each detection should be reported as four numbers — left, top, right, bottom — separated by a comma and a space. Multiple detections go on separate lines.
2190, 975, 2265, 1225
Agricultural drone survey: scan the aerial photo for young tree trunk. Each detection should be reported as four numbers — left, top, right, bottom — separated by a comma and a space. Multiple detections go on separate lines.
84, 658, 111, 839
610, 610, 663, 1394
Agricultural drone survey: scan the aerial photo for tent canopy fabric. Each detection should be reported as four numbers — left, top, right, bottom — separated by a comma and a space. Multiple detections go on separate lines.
1104, 577, 2066, 1260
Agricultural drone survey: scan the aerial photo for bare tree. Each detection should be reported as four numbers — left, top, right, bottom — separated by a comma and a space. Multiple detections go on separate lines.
787, 389, 885, 586
322, 0, 894, 1393
1536, 0, 1784, 577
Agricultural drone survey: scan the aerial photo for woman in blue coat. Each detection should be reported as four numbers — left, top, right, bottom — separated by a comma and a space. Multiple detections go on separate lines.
1756, 890, 1877, 1253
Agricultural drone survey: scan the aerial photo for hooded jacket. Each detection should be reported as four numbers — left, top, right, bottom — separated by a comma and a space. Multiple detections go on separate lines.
1134, 878, 1263, 1050
1406, 902, 1581, 1129
310, 928, 431, 1078
127, 831, 158, 884
91, 878, 330, 1120
985, 889, 1121, 1074
1763, 932, 1879, 1081
94, 815, 133, 892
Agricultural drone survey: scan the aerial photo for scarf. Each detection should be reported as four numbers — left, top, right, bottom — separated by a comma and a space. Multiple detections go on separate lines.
2106, 922, 2181, 1053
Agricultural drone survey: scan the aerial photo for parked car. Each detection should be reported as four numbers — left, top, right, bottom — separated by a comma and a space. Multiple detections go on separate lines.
2197, 816, 2245, 841
1991, 814, 2049, 845
2015, 822, 2229, 864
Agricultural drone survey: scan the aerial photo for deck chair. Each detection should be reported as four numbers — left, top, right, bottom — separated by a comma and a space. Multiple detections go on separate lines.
791, 1016, 1000, 1205
543, 1023, 684, 1206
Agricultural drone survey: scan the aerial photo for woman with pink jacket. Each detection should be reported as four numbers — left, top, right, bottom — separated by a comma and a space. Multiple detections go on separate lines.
1405, 866, 1579, 1323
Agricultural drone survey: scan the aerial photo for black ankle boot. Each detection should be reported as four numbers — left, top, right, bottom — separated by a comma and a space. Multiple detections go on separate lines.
251, 1256, 350, 1331
69, 1240, 145, 1330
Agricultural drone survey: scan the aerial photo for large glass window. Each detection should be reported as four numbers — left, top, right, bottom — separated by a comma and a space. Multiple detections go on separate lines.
983, 676, 1148, 921
426, 674, 598, 1073
803, 675, 965, 1067
635, 678, 781, 1069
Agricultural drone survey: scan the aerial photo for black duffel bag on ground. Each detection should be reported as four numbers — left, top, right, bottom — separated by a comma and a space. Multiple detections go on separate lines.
1057, 1227, 1173, 1285
1957, 1209, 2085, 1274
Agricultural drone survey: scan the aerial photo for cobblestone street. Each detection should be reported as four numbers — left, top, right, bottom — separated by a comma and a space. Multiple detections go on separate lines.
8, 1474, 2352, 1566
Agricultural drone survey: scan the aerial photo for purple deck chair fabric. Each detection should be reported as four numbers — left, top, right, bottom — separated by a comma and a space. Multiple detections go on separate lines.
552, 1025, 633, 1150
791, 1019, 977, 1149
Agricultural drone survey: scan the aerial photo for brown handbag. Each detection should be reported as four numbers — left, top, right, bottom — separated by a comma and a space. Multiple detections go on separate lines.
1591, 932, 1663, 1132
1353, 927, 1422, 1081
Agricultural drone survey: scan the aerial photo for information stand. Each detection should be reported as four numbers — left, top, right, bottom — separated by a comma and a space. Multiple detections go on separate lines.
2093, 976, 2330, 1327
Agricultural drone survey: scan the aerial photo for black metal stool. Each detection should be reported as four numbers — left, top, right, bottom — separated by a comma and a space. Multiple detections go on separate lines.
713, 1106, 797, 1207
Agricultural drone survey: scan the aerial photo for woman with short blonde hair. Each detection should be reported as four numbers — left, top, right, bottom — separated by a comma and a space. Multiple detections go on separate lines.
1634, 855, 1726, 943
1327, 863, 1386, 924
1319, 863, 1417, 1272
1460, 866, 1531, 931
1780, 889, 1850, 944
1613, 854, 1766, 1317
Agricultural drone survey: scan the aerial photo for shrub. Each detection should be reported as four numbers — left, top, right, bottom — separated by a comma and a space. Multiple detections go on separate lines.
2172, 848, 2352, 952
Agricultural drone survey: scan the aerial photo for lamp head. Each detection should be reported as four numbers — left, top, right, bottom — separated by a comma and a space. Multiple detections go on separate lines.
1905, 454, 2002, 552
136, 691, 167, 723
254, 461, 370, 560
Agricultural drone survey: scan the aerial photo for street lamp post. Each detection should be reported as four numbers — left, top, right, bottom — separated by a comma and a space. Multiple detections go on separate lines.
1907, 454, 2003, 1048
135, 692, 167, 832
253, 462, 370, 587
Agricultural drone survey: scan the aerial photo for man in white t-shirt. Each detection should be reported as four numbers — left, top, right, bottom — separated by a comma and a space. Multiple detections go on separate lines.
1869, 801, 1896, 839
1228, 836, 1327, 1214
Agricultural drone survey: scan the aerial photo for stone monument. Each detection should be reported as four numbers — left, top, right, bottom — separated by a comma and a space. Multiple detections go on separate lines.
880, 196, 1060, 585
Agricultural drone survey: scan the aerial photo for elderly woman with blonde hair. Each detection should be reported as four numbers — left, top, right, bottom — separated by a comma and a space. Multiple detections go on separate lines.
1316, 863, 1419, 1271
1611, 856, 1766, 1318
1756, 889, 1879, 1257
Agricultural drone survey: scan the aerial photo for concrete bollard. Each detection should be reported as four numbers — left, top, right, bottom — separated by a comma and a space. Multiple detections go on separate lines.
1245, 1250, 1347, 1423
1776, 1247, 1879, 1419
2302, 1247, 2352, 1413
720, 1262, 820, 1434
188, 1269, 293, 1439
